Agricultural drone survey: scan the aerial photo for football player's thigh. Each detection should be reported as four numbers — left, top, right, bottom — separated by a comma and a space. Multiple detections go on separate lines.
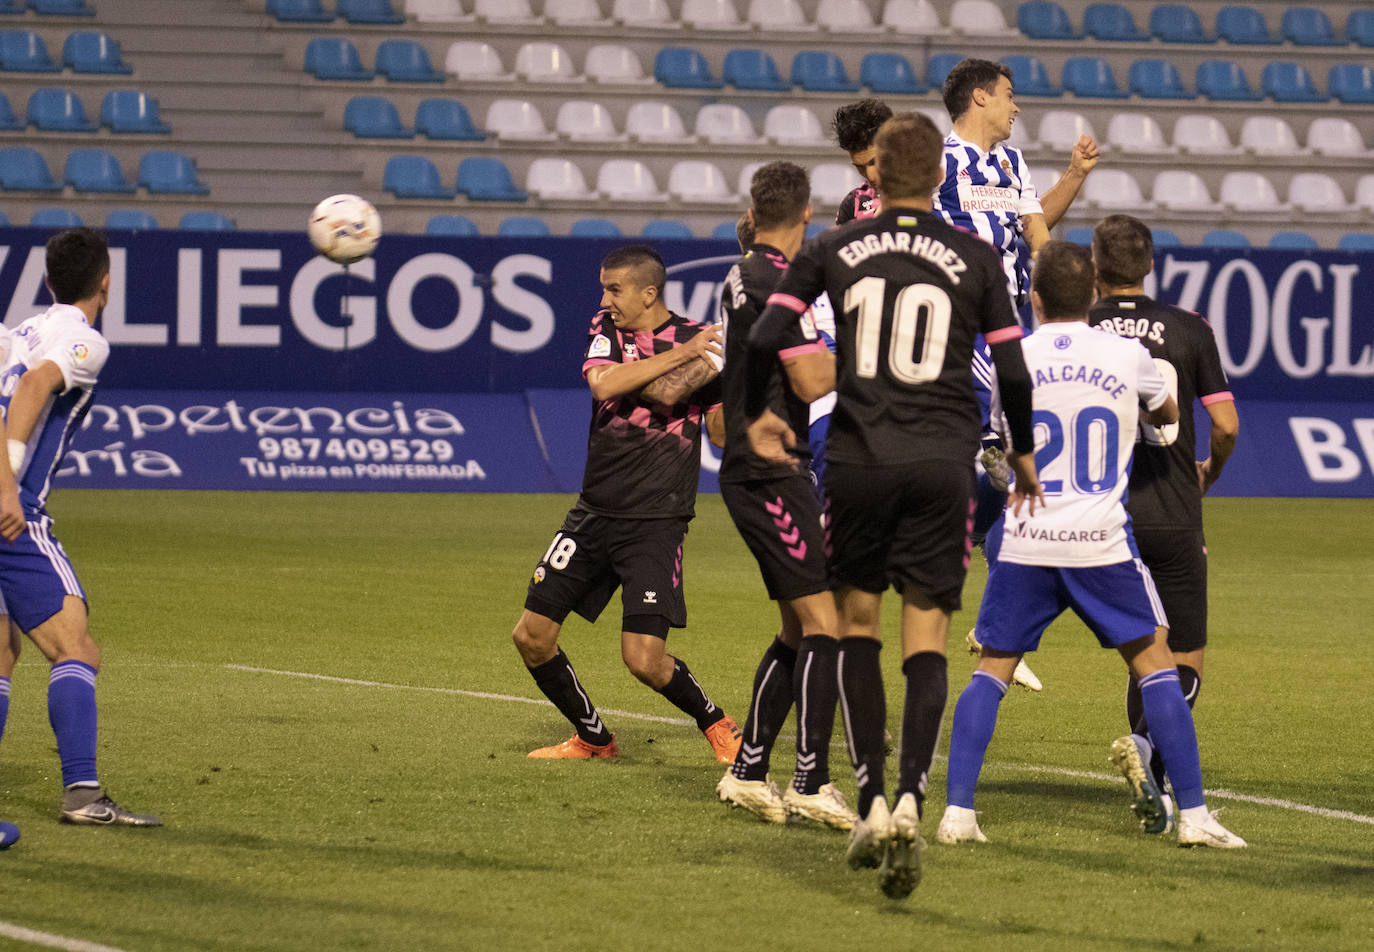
824, 462, 898, 593
611, 519, 688, 628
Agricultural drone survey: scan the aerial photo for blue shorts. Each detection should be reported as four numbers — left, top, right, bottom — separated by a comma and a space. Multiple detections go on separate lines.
976, 558, 1166, 654
0, 514, 86, 633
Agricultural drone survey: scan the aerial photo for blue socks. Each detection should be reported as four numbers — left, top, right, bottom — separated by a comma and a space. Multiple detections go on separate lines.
1138, 669, 1204, 810
946, 670, 1008, 809
48, 660, 99, 788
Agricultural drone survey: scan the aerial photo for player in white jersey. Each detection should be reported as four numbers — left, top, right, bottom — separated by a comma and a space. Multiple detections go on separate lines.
937, 242, 1246, 849
0, 228, 160, 828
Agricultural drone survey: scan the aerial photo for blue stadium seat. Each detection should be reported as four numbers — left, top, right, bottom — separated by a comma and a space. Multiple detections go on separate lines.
1269, 231, 1319, 250
1262, 62, 1325, 103
305, 37, 374, 81
1329, 64, 1374, 104
1017, 1, 1080, 39
1083, 3, 1148, 41
1202, 229, 1250, 247
1348, 10, 1374, 47
426, 215, 480, 236
1151, 228, 1183, 247
0, 92, 21, 129
29, 0, 96, 14
62, 32, 132, 73
642, 220, 694, 239
100, 90, 170, 133
375, 39, 444, 82
926, 53, 964, 90
860, 52, 924, 95
338, 0, 405, 23
1337, 233, 1374, 251
414, 99, 485, 140
1196, 60, 1260, 101
570, 218, 622, 237
722, 49, 788, 91
384, 155, 453, 198
1150, 5, 1212, 43
64, 148, 136, 192
711, 221, 738, 241
344, 97, 413, 138
0, 0, 22, 12
0, 146, 60, 190
0, 29, 59, 71
0, 211, 8, 225
1129, 59, 1193, 99
138, 150, 210, 195
1281, 8, 1340, 46
498, 216, 551, 237
653, 47, 721, 89
179, 210, 236, 230
26, 88, 96, 131
1001, 55, 1059, 96
1062, 56, 1128, 98
105, 208, 159, 230
30, 207, 82, 227
1064, 227, 1093, 245
1216, 6, 1277, 44
791, 51, 859, 93
266, 0, 333, 21
456, 156, 527, 201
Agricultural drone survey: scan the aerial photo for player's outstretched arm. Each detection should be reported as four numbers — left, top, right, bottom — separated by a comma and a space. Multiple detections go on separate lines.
1198, 398, 1239, 494
1141, 395, 1179, 428
1038, 135, 1100, 230
781, 351, 835, 402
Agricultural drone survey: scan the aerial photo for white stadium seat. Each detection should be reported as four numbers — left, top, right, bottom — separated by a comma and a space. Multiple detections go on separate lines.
1220, 171, 1286, 211
1036, 110, 1096, 152
1239, 116, 1303, 157
473, 0, 539, 23
625, 101, 694, 143
484, 99, 556, 141
545, 0, 606, 26
1107, 114, 1171, 154
1082, 169, 1152, 211
668, 160, 738, 204
882, 0, 944, 33
1356, 175, 1374, 212
681, 0, 748, 30
1172, 115, 1239, 155
406, 0, 469, 22
747, 0, 810, 31
613, 0, 678, 27
949, 0, 1015, 35
597, 159, 669, 202
444, 41, 510, 81
694, 103, 755, 145
1151, 170, 1221, 211
584, 44, 653, 85
514, 42, 583, 83
737, 161, 765, 197
816, 0, 883, 32
555, 101, 626, 143
810, 162, 864, 205
527, 158, 594, 200
1287, 172, 1347, 213
1306, 117, 1367, 157
764, 104, 826, 146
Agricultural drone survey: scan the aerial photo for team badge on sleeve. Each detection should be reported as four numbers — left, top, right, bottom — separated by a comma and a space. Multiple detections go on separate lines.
587, 334, 611, 359
72, 342, 89, 361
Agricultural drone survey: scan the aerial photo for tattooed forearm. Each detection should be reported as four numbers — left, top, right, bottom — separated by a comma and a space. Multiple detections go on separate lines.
641, 356, 719, 406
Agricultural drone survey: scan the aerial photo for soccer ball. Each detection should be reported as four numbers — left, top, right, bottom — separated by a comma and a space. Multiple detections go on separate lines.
308, 194, 381, 265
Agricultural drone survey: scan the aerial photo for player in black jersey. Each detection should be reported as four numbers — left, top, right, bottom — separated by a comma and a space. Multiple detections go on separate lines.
832, 99, 892, 225
713, 162, 856, 831
512, 246, 744, 765
745, 113, 1041, 899
1088, 215, 1240, 830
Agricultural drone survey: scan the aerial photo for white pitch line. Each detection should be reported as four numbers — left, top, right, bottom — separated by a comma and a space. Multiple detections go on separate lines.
0, 921, 133, 952
226, 663, 1374, 827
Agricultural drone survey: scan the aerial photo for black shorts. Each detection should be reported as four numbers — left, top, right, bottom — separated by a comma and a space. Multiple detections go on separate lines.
720, 474, 828, 603
824, 459, 976, 613
1133, 526, 1207, 652
524, 509, 688, 632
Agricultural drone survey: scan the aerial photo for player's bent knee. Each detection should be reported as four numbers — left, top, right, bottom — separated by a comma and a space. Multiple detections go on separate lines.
511, 611, 560, 666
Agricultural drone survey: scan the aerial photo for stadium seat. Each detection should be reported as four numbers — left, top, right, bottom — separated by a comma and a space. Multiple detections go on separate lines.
405, 0, 465, 20
642, 220, 696, 239
1106, 113, 1170, 153
498, 216, 552, 237
747, 0, 810, 31
1036, 110, 1094, 151
1269, 231, 1319, 249
736, 161, 764, 196
654, 48, 721, 89
882, 0, 943, 34
30, 207, 81, 227
526, 157, 594, 200
383, 155, 454, 199
949, 0, 1015, 34
0, 92, 20, 129
926, 53, 964, 90
585, 44, 652, 85
1151, 228, 1182, 247
64, 148, 135, 192
443, 41, 510, 81
569, 218, 622, 237
100, 90, 170, 133
811, 162, 863, 204
516, 42, 583, 84
1172, 114, 1239, 154
1151, 170, 1220, 211
1150, 5, 1211, 42
694, 103, 754, 145
1357, 176, 1374, 212
1337, 233, 1374, 251
138, 151, 209, 195
1348, 10, 1374, 47
484, 99, 555, 142
764, 104, 826, 146
1129, 59, 1192, 99
1288, 173, 1346, 213
625, 101, 693, 143
723, 49, 789, 91
305, 37, 374, 81
0, 0, 18, 12
1082, 169, 1151, 211
376, 40, 444, 83
1239, 115, 1302, 156
29, 0, 96, 12
816, 0, 883, 32
861, 53, 925, 95
338, 0, 405, 23
1018, 1, 1080, 39
344, 97, 413, 138
668, 160, 736, 204
26, 88, 96, 131
1215, 6, 1277, 44
1202, 229, 1250, 247
1262, 63, 1324, 103
267, 0, 334, 21
1281, 8, 1340, 46
1061, 56, 1128, 98
682, 0, 748, 30
105, 209, 159, 230
596, 159, 667, 202
1219, 171, 1284, 211
1306, 117, 1367, 157
0, 29, 59, 71
556, 100, 625, 143
415, 98, 485, 140
0, 146, 58, 190
1001, 55, 1059, 96
1196, 60, 1260, 101
179, 210, 236, 230
425, 214, 480, 236
1083, 2, 1148, 40
792, 51, 859, 93
1329, 64, 1374, 104
712, 220, 740, 240
62, 32, 132, 73
457, 156, 528, 201
546, 0, 606, 26
474, 0, 539, 23
612, 0, 675, 27
1063, 226, 1093, 245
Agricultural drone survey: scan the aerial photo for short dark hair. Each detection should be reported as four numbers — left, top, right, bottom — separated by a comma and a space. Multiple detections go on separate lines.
735, 211, 755, 251
942, 58, 1013, 121
873, 112, 943, 200
1092, 215, 1154, 288
45, 227, 109, 305
1032, 241, 1096, 319
601, 244, 666, 296
831, 98, 893, 154
749, 161, 809, 231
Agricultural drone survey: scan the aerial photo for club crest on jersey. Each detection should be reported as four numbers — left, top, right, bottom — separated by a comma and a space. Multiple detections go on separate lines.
588, 334, 611, 359
532, 566, 546, 584
1054, 335, 1072, 350
1001, 159, 1012, 174
71, 342, 89, 360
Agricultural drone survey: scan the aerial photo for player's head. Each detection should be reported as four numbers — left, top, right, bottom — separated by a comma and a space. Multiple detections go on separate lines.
599, 244, 667, 328
943, 58, 1017, 141
1092, 214, 1154, 290
872, 111, 944, 202
832, 99, 893, 188
1031, 241, 1095, 322
749, 161, 811, 232
734, 211, 756, 251
45, 227, 109, 306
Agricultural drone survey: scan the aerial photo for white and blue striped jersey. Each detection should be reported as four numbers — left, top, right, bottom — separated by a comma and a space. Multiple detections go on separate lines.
932, 132, 1043, 307
0, 305, 109, 514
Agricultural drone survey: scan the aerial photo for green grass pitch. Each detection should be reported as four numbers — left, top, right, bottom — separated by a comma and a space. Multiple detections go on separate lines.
0, 491, 1370, 951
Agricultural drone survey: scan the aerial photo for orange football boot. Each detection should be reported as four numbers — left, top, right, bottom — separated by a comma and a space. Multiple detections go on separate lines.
703, 715, 743, 764
527, 734, 619, 759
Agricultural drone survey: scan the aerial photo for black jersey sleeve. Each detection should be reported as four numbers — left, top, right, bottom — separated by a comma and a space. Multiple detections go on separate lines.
976, 262, 1034, 453
743, 241, 828, 418
835, 189, 857, 225
1190, 316, 1233, 402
